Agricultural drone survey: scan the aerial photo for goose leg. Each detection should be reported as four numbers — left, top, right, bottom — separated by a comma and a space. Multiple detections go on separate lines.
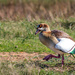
43, 54, 60, 61
62, 54, 64, 67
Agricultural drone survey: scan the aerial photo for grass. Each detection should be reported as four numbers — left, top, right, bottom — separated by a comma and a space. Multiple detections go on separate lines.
0, 0, 75, 74
0, 19, 75, 53
0, 19, 75, 75
0, 20, 54, 53
0, 0, 74, 5
0, 55, 75, 75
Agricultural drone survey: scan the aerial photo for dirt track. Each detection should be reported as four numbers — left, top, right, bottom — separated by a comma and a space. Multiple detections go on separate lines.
0, 52, 74, 62
0, 52, 48, 61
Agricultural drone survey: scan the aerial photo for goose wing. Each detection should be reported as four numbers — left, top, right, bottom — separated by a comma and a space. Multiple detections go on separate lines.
51, 30, 75, 54
51, 30, 74, 41
55, 38, 75, 54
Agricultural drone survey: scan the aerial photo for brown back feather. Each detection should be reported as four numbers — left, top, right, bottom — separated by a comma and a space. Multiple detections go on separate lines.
51, 30, 74, 41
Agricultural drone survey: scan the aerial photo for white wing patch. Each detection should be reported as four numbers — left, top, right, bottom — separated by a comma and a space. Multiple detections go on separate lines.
55, 38, 75, 53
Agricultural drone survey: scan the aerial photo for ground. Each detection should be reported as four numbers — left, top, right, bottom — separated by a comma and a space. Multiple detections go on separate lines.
0, 52, 48, 61
0, 53, 75, 74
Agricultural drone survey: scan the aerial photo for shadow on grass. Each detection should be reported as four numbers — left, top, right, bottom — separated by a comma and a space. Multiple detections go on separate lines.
34, 61, 49, 68
55, 62, 75, 67
33, 60, 75, 70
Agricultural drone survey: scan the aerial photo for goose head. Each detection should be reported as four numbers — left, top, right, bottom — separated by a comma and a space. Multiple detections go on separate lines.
35, 23, 50, 35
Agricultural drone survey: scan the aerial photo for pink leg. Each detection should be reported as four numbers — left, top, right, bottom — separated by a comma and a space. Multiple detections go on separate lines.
62, 54, 64, 67
43, 54, 60, 61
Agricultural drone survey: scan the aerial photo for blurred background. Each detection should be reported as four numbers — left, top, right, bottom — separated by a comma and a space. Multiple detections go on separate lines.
0, 0, 75, 21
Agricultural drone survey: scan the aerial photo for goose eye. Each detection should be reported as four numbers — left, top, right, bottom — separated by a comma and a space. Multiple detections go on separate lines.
39, 25, 42, 28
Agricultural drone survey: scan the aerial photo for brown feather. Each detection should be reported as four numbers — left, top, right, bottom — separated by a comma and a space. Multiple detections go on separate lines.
51, 30, 74, 41
42, 31, 59, 44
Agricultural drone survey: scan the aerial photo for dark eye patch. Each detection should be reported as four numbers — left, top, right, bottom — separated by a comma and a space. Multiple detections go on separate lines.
39, 25, 42, 28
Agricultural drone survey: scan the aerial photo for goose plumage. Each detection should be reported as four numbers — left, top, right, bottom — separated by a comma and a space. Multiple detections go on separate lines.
35, 23, 75, 67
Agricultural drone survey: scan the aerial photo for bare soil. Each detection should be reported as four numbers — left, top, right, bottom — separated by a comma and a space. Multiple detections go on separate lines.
0, 52, 49, 61
0, 52, 74, 62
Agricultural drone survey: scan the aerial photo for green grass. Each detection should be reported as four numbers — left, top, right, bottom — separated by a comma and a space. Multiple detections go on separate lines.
0, 19, 75, 53
0, 20, 54, 53
0, 56, 75, 75
0, 38, 54, 53
0, 0, 74, 5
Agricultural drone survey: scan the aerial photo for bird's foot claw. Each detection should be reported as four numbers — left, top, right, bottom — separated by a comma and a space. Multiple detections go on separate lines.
43, 54, 52, 61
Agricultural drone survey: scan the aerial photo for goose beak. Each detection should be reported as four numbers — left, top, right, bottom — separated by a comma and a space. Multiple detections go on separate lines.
35, 29, 40, 35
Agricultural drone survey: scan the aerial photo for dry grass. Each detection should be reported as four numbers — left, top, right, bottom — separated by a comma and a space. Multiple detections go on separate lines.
0, 0, 75, 20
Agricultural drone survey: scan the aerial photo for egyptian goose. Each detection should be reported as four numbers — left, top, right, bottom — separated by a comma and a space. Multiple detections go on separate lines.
35, 23, 75, 67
